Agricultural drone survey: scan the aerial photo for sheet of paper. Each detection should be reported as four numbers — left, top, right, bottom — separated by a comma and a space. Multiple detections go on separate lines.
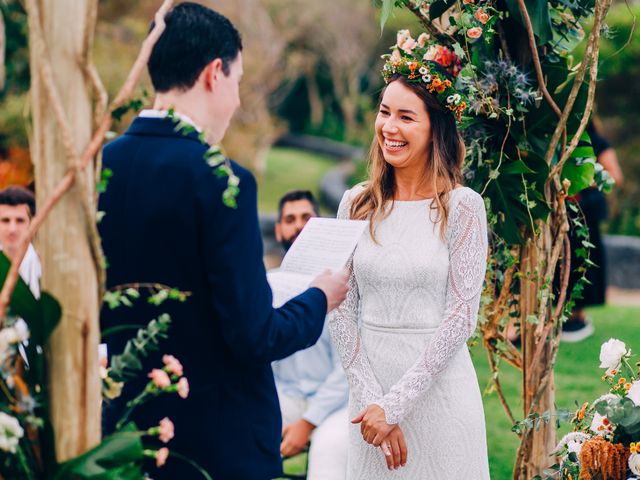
267, 270, 315, 308
280, 218, 368, 276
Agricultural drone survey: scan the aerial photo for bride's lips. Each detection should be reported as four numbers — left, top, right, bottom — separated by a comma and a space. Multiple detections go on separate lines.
383, 137, 408, 152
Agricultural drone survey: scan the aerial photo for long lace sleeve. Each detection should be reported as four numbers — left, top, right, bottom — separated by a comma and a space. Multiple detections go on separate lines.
376, 191, 488, 425
329, 190, 384, 409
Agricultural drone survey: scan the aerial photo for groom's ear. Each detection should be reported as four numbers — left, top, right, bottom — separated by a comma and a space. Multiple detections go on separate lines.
202, 58, 224, 92
275, 223, 283, 242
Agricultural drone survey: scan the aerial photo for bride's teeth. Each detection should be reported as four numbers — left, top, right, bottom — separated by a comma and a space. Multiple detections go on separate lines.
385, 140, 407, 148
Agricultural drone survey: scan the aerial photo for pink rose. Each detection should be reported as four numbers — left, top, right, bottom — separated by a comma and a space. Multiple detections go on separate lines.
401, 37, 417, 54
396, 29, 411, 49
463, 0, 474, 4
156, 447, 169, 467
390, 49, 402, 64
467, 27, 483, 39
177, 377, 190, 399
162, 355, 184, 377
158, 417, 175, 443
417, 33, 429, 48
474, 9, 490, 24
148, 368, 171, 389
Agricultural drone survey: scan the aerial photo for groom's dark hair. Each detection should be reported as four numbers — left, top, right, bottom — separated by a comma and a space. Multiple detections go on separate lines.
148, 2, 243, 93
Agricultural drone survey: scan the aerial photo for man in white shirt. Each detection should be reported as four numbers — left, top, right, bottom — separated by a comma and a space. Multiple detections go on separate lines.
273, 190, 349, 480
0, 186, 41, 298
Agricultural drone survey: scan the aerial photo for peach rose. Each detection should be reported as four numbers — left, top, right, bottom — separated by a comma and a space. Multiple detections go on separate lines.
396, 29, 411, 49
474, 9, 490, 24
417, 33, 430, 48
390, 48, 402, 64
401, 37, 417, 54
467, 27, 483, 39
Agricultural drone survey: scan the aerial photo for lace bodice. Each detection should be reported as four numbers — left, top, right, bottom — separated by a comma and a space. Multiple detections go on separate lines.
329, 186, 488, 425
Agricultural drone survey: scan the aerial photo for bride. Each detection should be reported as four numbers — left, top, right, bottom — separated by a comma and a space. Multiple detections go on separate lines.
330, 35, 490, 479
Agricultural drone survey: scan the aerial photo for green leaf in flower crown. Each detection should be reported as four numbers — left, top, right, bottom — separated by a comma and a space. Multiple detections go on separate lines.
562, 158, 595, 196
53, 423, 144, 479
505, 0, 553, 44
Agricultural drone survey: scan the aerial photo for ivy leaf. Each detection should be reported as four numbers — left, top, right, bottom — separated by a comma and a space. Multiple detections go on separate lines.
562, 159, 595, 196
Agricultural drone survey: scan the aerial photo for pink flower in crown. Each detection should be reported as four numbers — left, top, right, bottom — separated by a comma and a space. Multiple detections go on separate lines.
417, 33, 430, 48
177, 377, 190, 399
390, 48, 402, 65
467, 27, 483, 39
396, 29, 411, 49
148, 368, 171, 389
463, 0, 474, 4
401, 37, 418, 54
162, 355, 184, 377
474, 9, 490, 24
156, 447, 169, 467
158, 417, 175, 443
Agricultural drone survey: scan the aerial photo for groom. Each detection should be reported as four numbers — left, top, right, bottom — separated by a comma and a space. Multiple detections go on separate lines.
98, 3, 348, 479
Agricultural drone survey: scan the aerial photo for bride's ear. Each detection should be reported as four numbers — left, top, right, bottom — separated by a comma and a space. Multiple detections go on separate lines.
201, 58, 224, 92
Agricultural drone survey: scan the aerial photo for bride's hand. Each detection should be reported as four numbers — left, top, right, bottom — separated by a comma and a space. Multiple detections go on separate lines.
351, 404, 394, 446
379, 425, 408, 470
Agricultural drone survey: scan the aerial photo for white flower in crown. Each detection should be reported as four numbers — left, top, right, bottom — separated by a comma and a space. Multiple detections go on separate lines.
419, 66, 429, 75
447, 94, 462, 105
422, 74, 432, 83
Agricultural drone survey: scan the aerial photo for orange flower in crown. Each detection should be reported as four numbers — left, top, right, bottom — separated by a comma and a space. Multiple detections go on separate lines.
381, 30, 467, 121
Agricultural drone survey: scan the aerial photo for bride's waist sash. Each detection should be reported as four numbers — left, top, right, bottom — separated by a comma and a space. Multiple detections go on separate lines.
361, 322, 439, 334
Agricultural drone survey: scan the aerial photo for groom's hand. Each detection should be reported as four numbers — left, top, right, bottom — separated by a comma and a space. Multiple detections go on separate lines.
351, 404, 394, 446
380, 425, 408, 470
310, 269, 349, 312
280, 419, 315, 457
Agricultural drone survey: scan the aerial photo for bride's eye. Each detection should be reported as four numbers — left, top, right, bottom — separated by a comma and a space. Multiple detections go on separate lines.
379, 109, 390, 116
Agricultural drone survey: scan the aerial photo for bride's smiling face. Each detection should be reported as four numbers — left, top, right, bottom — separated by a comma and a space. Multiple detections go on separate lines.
375, 80, 432, 171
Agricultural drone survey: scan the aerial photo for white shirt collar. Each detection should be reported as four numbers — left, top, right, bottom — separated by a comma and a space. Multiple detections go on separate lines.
139, 109, 203, 133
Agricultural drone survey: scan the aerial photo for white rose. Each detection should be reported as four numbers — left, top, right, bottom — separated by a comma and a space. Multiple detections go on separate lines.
628, 381, 640, 406
0, 412, 24, 453
13, 320, 29, 343
630, 453, 640, 476
599, 338, 628, 373
554, 431, 590, 458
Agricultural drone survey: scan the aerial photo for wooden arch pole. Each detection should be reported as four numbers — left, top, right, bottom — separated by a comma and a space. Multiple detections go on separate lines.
28, 0, 101, 461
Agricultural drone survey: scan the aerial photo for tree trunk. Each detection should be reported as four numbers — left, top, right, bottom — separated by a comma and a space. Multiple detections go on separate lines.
514, 236, 557, 479
29, 0, 101, 462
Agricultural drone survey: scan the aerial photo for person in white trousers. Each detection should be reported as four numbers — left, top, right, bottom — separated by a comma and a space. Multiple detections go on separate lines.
272, 190, 349, 480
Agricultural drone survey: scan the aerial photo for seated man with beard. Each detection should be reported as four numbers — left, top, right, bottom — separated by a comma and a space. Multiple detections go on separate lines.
272, 190, 349, 480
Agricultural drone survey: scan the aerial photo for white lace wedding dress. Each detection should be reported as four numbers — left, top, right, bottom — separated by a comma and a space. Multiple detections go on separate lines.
330, 185, 490, 479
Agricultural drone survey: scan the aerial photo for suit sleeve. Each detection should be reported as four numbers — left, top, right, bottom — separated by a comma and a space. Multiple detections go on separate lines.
198, 165, 327, 364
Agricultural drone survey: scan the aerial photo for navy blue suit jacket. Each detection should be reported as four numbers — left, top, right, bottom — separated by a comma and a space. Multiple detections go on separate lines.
98, 116, 327, 479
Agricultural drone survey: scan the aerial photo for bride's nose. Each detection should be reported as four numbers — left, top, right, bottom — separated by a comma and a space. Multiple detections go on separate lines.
382, 122, 399, 135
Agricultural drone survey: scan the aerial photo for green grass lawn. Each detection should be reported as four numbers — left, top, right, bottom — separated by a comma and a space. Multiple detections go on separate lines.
282, 305, 640, 478
257, 147, 338, 215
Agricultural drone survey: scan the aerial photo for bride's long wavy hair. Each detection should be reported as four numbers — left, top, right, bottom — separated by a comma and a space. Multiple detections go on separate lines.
349, 75, 465, 240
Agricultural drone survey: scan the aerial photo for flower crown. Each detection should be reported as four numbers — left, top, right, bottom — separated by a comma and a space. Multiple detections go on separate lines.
382, 30, 467, 121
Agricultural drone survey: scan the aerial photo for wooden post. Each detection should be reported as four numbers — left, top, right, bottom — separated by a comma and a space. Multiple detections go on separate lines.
514, 236, 557, 479
28, 0, 101, 461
